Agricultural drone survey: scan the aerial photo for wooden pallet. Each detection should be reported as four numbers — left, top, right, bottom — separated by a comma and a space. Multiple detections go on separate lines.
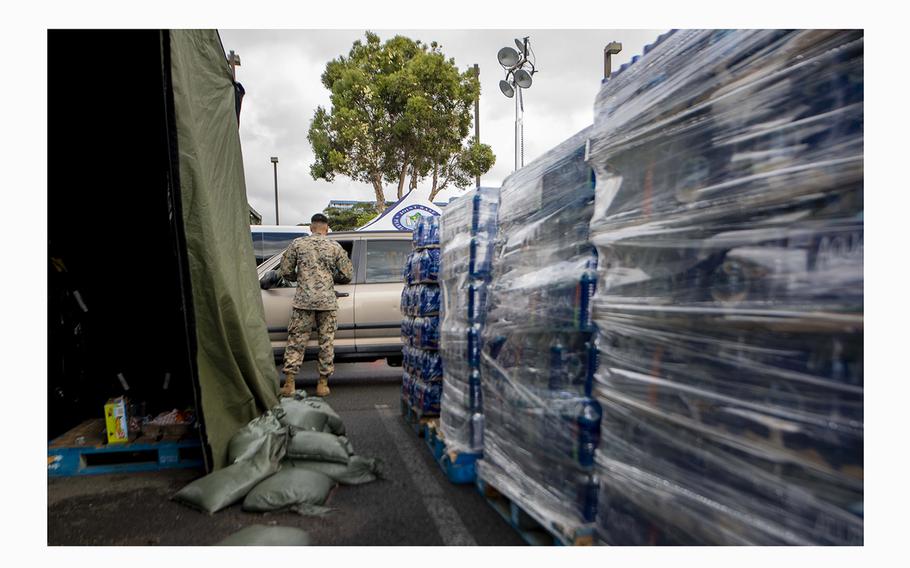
424, 421, 479, 485
475, 475, 595, 546
48, 419, 204, 477
400, 400, 438, 438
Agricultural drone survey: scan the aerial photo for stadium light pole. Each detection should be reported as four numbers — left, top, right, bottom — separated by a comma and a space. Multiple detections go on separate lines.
497, 36, 537, 172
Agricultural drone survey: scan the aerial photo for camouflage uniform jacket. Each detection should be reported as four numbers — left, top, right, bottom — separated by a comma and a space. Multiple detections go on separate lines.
278, 235, 353, 310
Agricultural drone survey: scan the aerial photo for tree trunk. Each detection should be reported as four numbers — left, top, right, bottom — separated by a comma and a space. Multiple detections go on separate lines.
409, 168, 418, 192
371, 175, 386, 212
428, 163, 440, 202
396, 155, 409, 199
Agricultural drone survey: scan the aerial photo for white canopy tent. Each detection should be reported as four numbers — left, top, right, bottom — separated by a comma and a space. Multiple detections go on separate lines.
357, 188, 442, 232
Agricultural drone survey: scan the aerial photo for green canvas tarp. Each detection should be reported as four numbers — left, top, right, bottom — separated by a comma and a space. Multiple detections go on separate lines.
169, 29, 279, 468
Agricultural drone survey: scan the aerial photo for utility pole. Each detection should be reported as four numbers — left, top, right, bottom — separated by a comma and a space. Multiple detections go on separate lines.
270, 156, 279, 225
604, 42, 622, 79
228, 50, 241, 81
474, 63, 481, 189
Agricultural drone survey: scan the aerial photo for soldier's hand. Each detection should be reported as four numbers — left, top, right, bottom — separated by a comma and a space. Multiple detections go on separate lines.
260, 270, 282, 290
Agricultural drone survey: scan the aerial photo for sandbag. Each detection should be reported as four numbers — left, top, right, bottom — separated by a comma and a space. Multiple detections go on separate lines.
242, 467, 336, 514
217, 525, 311, 546
286, 431, 353, 464
174, 429, 286, 514
290, 456, 380, 485
279, 396, 345, 435
227, 410, 287, 464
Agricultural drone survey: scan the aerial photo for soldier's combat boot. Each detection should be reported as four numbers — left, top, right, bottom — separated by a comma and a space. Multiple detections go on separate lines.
280, 373, 296, 397
316, 376, 331, 397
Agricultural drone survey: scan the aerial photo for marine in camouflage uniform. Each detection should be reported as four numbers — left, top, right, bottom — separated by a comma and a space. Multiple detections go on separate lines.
277, 214, 353, 397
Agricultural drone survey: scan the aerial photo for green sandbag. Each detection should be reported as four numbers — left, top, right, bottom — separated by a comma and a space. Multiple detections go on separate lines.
174, 430, 286, 514
217, 525, 311, 546
286, 431, 354, 464
227, 411, 287, 464
289, 456, 380, 485
278, 397, 345, 435
242, 467, 336, 514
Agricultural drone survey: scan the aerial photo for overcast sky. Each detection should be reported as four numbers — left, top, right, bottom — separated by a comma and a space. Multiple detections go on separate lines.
218, 29, 665, 226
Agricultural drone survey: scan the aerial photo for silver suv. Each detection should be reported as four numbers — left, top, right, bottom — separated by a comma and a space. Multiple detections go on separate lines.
258, 230, 411, 365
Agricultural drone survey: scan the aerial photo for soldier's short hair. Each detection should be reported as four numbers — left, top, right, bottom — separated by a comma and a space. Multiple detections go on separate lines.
311, 213, 329, 225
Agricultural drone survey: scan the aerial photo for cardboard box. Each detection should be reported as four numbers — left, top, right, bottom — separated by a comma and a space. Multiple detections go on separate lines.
104, 397, 129, 444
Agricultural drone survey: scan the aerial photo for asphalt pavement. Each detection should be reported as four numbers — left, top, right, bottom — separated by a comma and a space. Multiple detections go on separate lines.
47, 360, 525, 546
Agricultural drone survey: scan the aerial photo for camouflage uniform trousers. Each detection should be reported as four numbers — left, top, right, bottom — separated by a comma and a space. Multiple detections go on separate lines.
282, 309, 338, 377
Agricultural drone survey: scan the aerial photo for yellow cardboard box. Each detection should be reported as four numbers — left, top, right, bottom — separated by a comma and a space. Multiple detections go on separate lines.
104, 397, 129, 444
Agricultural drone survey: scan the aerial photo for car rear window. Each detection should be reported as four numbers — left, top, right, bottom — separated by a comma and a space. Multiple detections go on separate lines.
267, 239, 355, 288
365, 240, 411, 283
252, 230, 308, 266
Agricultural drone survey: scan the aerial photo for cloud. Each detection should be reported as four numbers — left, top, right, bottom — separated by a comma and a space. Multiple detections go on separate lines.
220, 29, 666, 225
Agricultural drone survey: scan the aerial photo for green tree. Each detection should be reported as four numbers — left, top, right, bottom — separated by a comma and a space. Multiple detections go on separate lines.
322, 202, 378, 231
308, 32, 495, 212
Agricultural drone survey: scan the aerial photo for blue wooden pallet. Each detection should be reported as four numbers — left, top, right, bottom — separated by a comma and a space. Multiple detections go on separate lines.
48, 419, 204, 477
475, 474, 595, 546
423, 421, 479, 485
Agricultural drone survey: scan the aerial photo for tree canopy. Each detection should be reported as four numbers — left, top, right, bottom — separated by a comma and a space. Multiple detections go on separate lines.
308, 32, 495, 212
322, 202, 378, 231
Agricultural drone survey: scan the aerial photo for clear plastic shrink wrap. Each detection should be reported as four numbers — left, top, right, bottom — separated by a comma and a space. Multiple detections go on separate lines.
439, 187, 500, 454
401, 215, 443, 414
587, 29, 863, 545
478, 127, 603, 531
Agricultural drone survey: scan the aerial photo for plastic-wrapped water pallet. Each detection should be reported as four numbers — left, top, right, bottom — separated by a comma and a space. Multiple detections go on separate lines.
438, 187, 500, 462
587, 29, 863, 545
401, 215, 443, 437
478, 128, 602, 542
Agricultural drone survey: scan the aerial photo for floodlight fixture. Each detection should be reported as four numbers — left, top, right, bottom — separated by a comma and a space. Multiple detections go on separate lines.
514, 38, 527, 55
514, 69, 533, 89
498, 46, 521, 68
499, 80, 515, 98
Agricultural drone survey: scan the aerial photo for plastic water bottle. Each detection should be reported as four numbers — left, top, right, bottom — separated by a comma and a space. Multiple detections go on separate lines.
468, 368, 484, 450
400, 287, 409, 316
471, 192, 482, 235
429, 249, 441, 281
469, 237, 494, 279
413, 217, 426, 249
418, 249, 441, 283
578, 473, 599, 522
549, 339, 565, 390
424, 350, 443, 380
416, 285, 435, 316
425, 215, 440, 247
466, 282, 476, 323
467, 326, 481, 368
468, 237, 479, 278
576, 396, 602, 467
575, 255, 598, 331
466, 282, 488, 324
421, 317, 440, 350
468, 368, 483, 413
